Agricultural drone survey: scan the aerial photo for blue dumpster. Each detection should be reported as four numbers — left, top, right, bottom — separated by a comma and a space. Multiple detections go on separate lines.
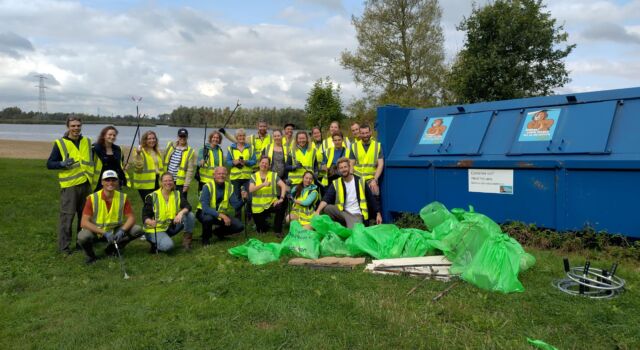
378, 87, 640, 237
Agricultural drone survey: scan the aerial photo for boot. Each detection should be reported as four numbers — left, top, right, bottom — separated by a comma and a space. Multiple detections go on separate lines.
79, 241, 97, 265
182, 232, 193, 251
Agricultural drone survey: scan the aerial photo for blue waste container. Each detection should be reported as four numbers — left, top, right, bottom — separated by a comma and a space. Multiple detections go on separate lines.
378, 87, 640, 237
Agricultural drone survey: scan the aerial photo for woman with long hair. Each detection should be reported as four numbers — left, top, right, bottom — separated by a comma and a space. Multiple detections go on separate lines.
132, 130, 164, 200
197, 130, 224, 191
249, 156, 288, 237
287, 171, 318, 230
262, 129, 288, 181
92, 126, 128, 191
286, 130, 317, 186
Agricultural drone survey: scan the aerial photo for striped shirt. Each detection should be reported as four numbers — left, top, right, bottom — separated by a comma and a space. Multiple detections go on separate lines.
167, 148, 184, 179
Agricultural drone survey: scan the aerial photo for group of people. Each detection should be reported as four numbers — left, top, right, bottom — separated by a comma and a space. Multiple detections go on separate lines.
47, 116, 384, 265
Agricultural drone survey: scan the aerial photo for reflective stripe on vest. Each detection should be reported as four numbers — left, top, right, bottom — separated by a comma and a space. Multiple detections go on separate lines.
228, 145, 253, 180
90, 190, 126, 232
144, 189, 180, 233
334, 177, 368, 220
197, 181, 233, 213
352, 140, 380, 181
323, 136, 347, 149
131, 149, 164, 190
288, 147, 315, 185
251, 171, 277, 214
198, 146, 224, 184
164, 142, 194, 185
320, 147, 351, 186
265, 144, 289, 166
292, 187, 318, 225
55, 137, 94, 188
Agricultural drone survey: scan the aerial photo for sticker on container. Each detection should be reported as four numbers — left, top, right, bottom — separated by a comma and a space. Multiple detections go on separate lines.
419, 116, 453, 145
468, 169, 514, 195
518, 108, 560, 142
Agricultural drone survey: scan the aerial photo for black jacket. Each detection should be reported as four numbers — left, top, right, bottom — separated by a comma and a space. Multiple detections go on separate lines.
321, 175, 380, 214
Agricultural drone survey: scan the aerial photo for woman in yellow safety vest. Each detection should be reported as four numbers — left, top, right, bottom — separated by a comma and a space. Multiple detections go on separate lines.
262, 129, 288, 181
92, 126, 129, 191
249, 156, 288, 237
321, 132, 351, 187
287, 171, 319, 230
164, 128, 196, 195
310, 126, 326, 186
226, 128, 256, 219
142, 172, 196, 252
197, 130, 224, 191
132, 130, 164, 200
286, 131, 317, 186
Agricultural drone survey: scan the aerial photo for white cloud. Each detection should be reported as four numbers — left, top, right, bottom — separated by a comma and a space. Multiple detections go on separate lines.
197, 79, 226, 97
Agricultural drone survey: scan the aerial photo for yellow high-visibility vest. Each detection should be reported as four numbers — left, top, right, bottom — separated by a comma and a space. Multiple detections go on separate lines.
197, 181, 234, 214
164, 142, 194, 186
131, 149, 164, 190
198, 146, 224, 184
251, 171, 278, 214
292, 186, 319, 226
54, 137, 94, 188
264, 143, 289, 165
144, 189, 180, 233
323, 136, 348, 150
289, 146, 315, 185
351, 140, 381, 181
321, 147, 351, 186
228, 144, 254, 180
89, 190, 126, 233
333, 177, 368, 220
249, 134, 272, 156
93, 156, 130, 188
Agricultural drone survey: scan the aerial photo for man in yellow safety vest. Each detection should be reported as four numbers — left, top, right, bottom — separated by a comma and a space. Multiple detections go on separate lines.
349, 124, 384, 222
78, 170, 142, 264
47, 116, 95, 255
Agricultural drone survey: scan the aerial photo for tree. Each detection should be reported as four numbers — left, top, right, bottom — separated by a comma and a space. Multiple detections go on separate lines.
448, 0, 575, 103
341, 0, 446, 107
305, 77, 344, 130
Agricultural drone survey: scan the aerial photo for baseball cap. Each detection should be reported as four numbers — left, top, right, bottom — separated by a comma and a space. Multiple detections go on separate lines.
284, 123, 295, 129
101, 170, 119, 180
177, 128, 188, 137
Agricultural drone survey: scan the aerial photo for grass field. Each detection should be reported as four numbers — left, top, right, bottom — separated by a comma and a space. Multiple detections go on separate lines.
0, 158, 638, 349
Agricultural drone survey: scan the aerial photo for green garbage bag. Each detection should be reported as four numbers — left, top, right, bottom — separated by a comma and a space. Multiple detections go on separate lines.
451, 205, 475, 221
420, 202, 456, 230
320, 233, 351, 257
281, 222, 321, 259
431, 218, 460, 241
401, 230, 438, 257
311, 214, 352, 239
460, 233, 525, 293
228, 239, 283, 265
526, 338, 558, 350
346, 223, 408, 259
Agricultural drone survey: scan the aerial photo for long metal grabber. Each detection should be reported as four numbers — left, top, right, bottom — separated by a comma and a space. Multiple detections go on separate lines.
222, 100, 241, 129
113, 241, 130, 280
124, 96, 143, 167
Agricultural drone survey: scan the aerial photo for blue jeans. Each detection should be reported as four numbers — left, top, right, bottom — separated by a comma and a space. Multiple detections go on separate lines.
145, 212, 195, 251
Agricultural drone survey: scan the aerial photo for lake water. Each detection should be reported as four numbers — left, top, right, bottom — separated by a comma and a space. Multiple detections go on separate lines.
0, 123, 257, 150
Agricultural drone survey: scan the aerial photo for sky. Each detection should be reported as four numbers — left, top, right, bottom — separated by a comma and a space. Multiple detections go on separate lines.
1, 0, 639, 117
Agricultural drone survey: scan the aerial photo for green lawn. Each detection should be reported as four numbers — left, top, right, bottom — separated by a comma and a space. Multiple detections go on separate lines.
0, 158, 638, 349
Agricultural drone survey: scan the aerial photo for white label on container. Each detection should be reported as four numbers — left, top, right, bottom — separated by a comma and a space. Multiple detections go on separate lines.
468, 169, 514, 194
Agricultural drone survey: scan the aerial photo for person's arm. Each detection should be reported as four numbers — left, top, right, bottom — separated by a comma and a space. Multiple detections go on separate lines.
364, 181, 382, 224
80, 198, 104, 235
220, 129, 237, 143
374, 145, 384, 181
180, 194, 192, 212
248, 177, 259, 193
46, 144, 64, 169
199, 185, 220, 218
315, 183, 336, 214
197, 147, 205, 166
183, 150, 196, 190
226, 147, 235, 167
297, 190, 317, 207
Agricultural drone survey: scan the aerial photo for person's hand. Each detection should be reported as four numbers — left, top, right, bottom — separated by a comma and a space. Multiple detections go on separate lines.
103, 230, 114, 243
232, 159, 241, 166
174, 211, 184, 224
274, 198, 283, 206
262, 180, 271, 188
146, 219, 157, 228
182, 186, 189, 193
199, 160, 205, 167
369, 179, 379, 195
136, 145, 142, 153
219, 213, 231, 226
218, 128, 226, 134
114, 229, 126, 241
241, 190, 248, 200
60, 157, 76, 168
376, 212, 382, 225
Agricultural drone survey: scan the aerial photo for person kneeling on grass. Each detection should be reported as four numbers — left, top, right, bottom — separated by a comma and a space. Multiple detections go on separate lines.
314, 157, 382, 229
142, 172, 196, 253
249, 156, 288, 237
78, 170, 143, 265
286, 171, 319, 230
196, 166, 244, 245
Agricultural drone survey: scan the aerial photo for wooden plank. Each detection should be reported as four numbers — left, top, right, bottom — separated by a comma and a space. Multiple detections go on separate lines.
288, 257, 367, 268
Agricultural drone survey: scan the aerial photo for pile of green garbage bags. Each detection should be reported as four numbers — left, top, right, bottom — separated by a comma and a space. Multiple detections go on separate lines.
229, 202, 536, 293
